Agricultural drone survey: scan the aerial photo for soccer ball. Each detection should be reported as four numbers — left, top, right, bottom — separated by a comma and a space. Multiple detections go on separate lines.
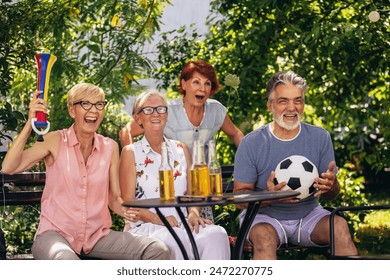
274, 155, 319, 200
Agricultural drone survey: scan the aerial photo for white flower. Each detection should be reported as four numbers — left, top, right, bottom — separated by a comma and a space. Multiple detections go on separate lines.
224, 74, 240, 91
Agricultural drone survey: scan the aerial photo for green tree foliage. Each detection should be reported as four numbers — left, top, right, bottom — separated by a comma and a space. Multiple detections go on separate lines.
1, 0, 388, 256
0, 0, 170, 149
1, 205, 40, 255
154, 0, 389, 185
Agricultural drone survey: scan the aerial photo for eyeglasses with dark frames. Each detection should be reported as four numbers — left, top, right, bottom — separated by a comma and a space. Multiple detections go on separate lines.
137, 106, 168, 115
73, 100, 107, 111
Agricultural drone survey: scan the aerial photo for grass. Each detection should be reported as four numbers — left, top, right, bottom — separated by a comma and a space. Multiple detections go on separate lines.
363, 188, 390, 226
351, 186, 390, 255
364, 211, 390, 227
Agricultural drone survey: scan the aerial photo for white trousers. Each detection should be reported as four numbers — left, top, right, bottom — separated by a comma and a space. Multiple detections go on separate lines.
127, 223, 230, 260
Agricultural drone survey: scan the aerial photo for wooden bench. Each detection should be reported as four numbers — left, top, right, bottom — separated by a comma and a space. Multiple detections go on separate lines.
1, 166, 235, 204
1, 172, 45, 206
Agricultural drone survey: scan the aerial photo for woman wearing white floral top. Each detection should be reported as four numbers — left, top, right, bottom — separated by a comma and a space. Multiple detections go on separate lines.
119, 89, 230, 260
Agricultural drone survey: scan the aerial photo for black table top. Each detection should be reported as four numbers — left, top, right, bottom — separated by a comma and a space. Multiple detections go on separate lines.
123, 190, 300, 208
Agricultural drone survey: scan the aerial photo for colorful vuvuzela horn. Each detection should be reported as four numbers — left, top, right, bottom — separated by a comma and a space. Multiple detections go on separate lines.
32, 53, 57, 141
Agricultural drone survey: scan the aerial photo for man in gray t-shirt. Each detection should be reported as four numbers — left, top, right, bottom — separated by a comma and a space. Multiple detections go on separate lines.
234, 71, 357, 259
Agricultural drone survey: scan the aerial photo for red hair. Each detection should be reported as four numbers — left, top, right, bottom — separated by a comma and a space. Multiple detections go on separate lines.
178, 60, 221, 96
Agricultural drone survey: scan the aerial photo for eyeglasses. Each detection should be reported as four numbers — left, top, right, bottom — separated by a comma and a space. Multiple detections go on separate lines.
137, 106, 168, 115
73, 101, 107, 111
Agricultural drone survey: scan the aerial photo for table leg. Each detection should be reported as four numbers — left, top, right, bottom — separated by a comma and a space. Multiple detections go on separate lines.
155, 208, 190, 260
175, 207, 200, 260
232, 201, 260, 260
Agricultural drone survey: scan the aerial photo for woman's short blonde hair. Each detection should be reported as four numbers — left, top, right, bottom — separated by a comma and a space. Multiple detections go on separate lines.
132, 89, 168, 117
67, 83, 105, 106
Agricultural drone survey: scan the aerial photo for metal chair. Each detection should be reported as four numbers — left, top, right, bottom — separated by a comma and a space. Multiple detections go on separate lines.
329, 204, 390, 260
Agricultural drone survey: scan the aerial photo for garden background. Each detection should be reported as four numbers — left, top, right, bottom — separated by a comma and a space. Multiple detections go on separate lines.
1, 0, 389, 258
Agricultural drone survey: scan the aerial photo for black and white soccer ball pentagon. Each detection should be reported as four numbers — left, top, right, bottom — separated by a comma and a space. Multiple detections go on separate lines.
274, 155, 319, 200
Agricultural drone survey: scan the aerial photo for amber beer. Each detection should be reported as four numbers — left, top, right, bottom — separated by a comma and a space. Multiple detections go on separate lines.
159, 142, 174, 200
159, 169, 175, 200
209, 172, 223, 195
190, 164, 210, 196
190, 169, 200, 195
207, 140, 222, 196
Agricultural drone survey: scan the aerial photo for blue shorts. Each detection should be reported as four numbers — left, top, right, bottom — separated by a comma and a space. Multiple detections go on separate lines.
239, 205, 331, 248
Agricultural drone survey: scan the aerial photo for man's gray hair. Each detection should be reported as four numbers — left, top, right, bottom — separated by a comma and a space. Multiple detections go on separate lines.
266, 71, 308, 100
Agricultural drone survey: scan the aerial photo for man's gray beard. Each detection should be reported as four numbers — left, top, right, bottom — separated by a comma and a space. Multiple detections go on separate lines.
274, 112, 302, 131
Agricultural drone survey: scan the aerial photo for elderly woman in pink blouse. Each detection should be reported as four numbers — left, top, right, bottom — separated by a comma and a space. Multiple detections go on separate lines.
1, 83, 170, 260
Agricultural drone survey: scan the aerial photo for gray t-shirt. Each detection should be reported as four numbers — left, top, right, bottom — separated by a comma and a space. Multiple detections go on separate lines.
234, 122, 336, 220
164, 98, 227, 155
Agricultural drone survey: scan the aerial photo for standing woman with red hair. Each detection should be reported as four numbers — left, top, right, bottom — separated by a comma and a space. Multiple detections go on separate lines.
119, 60, 244, 155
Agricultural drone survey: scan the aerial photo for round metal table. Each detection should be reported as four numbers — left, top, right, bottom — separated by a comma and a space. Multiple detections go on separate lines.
123, 190, 300, 260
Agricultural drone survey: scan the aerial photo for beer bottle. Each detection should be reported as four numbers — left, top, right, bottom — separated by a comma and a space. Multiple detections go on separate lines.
208, 140, 223, 196
159, 142, 175, 200
190, 140, 210, 196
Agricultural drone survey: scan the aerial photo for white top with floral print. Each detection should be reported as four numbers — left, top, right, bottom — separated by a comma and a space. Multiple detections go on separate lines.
126, 136, 188, 229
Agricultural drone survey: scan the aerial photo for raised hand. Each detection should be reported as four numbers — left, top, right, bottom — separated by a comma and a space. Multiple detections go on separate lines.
314, 161, 338, 197
28, 90, 48, 121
